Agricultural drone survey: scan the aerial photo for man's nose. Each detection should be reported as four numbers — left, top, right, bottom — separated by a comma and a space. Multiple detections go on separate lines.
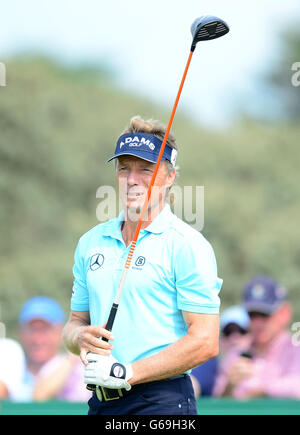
127, 169, 140, 185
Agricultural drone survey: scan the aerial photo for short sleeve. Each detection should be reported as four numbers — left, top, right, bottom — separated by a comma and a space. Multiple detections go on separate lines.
175, 236, 222, 314
71, 238, 89, 312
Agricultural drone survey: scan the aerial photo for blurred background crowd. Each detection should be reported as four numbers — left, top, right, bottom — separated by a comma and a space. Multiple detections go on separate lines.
1, 275, 299, 402
1, 1, 300, 406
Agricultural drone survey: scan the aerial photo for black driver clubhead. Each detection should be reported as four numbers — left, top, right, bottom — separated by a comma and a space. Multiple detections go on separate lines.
191, 15, 230, 51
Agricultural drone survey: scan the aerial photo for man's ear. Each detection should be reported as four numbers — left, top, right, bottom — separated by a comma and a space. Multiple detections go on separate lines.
166, 168, 176, 188
276, 302, 292, 328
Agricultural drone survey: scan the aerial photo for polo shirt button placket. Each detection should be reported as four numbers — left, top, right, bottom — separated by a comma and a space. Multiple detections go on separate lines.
116, 255, 126, 272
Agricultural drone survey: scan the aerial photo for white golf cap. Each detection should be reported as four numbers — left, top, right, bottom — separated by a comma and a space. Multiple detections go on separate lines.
220, 305, 250, 331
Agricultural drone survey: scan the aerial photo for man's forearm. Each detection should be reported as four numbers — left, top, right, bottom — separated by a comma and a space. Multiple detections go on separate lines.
62, 320, 88, 356
62, 312, 113, 365
33, 355, 77, 401
129, 331, 218, 386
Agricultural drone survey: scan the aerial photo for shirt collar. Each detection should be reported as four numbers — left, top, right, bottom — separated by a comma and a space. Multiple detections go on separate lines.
101, 210, 124, 240
102, 203, 174, 239
144, 203, 174, 234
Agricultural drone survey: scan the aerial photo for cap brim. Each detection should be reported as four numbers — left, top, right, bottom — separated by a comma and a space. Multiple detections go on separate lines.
19, 314, 58, 325
107, 152, 159, 164
220, 318, 249, 330
243, 302, 275, 315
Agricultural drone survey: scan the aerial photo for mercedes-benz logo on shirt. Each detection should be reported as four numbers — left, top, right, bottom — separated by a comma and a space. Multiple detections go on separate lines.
90, 253, 104, 271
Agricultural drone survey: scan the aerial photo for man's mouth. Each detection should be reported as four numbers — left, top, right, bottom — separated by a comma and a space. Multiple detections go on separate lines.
127, 192, 144, 198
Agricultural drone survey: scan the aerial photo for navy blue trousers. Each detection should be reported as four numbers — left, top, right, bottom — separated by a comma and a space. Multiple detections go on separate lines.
88, 375, 197, 415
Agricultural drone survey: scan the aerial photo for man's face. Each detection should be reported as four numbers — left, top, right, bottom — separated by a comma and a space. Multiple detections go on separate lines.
20, 319, 63, 365
249, 311, 282, 347
221, 324, 251, 352
116, 156, 175, 218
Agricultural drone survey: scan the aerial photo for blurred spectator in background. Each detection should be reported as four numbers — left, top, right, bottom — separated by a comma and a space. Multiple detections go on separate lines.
220, 305, 251, 355
190, 306, 250, 398
213, 276, 300, 399
190, 357, 218, 398
16, 296, 91, 402
0, 328, 26, 401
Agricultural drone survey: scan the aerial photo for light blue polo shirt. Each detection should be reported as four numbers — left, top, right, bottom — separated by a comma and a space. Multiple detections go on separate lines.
71, 204, 222, 365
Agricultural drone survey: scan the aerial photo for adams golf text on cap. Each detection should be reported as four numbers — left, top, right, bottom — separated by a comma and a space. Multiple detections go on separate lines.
107, 133, 177, 167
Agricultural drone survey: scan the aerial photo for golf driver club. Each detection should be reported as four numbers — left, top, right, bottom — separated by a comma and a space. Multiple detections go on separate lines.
87, 15, 230, 392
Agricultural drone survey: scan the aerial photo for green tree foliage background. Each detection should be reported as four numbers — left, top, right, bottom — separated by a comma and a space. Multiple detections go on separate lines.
0, 51, 299, 337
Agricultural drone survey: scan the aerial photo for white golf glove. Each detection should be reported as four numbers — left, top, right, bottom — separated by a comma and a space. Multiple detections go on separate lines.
84, 353, 133, 391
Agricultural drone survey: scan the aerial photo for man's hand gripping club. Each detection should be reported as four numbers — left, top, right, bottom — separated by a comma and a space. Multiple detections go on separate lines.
84, 353, 133, 391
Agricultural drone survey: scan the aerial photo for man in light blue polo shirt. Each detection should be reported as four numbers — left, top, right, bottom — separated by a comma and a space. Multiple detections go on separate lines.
63, 116, 222, 415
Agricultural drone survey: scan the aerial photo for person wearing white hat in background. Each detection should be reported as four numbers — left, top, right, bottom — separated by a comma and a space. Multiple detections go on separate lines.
219, 305, 251, 355
188, 306, 250, 399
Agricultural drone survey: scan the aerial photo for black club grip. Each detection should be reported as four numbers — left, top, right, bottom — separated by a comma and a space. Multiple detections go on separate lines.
101, 303, 118, 342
